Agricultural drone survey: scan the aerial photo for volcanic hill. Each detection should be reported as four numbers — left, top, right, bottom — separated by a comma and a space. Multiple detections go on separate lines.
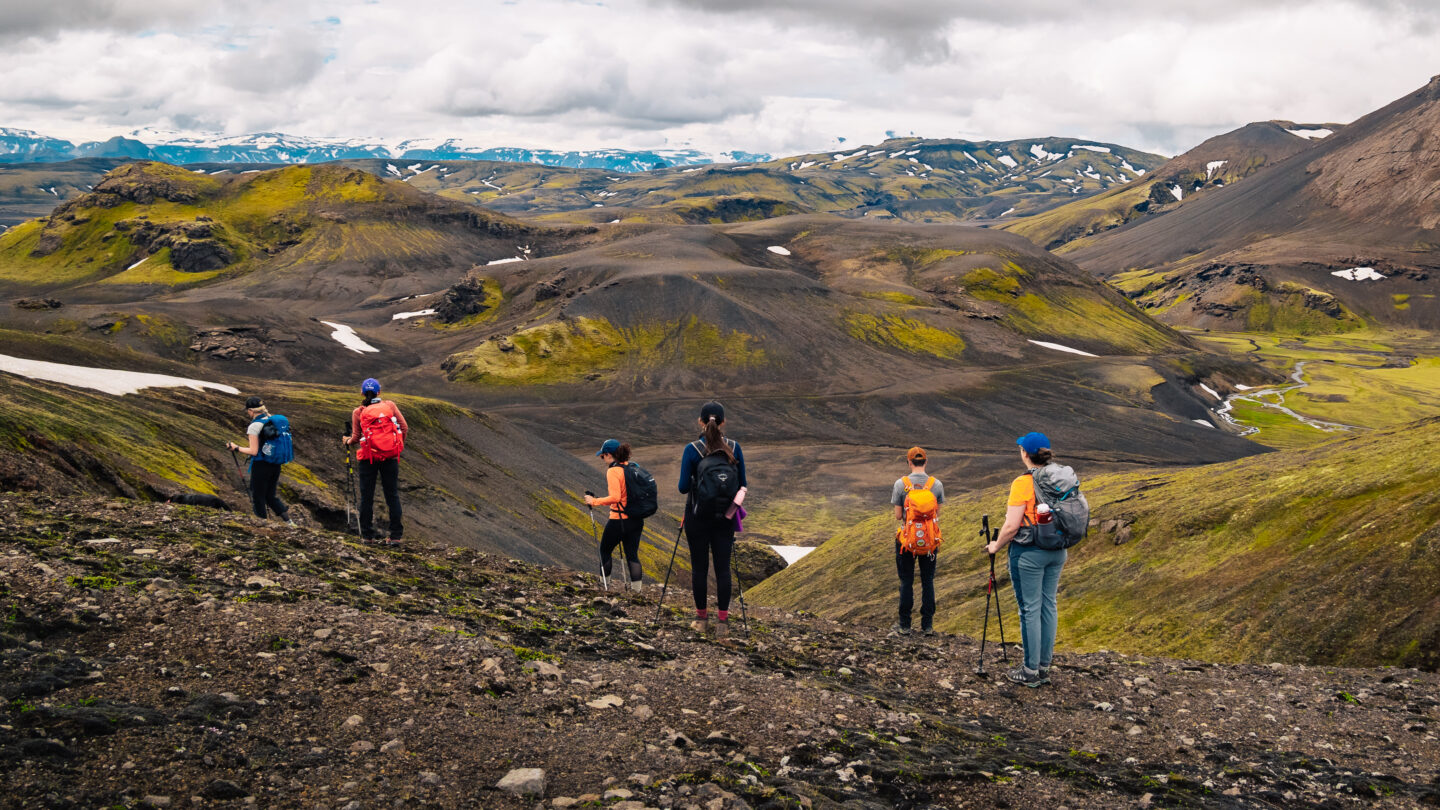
1057, 76, 1440, 334
1005, 122, 1339, 252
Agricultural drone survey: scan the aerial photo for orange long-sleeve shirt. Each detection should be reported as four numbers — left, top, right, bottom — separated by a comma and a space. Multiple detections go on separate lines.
591, 464, 627, 519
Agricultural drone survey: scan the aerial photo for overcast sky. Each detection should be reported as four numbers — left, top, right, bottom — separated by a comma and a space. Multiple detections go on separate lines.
1, 0, 1436, 157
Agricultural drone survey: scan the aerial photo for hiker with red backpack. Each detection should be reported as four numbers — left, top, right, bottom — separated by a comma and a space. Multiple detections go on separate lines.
585, 439, 657, 592
343, 378, 407, 545
677, 401, 747, 640
892, 446, 944, 636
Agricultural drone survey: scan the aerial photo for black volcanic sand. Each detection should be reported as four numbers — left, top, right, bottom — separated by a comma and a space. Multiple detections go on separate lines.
2, 495, 1438, 809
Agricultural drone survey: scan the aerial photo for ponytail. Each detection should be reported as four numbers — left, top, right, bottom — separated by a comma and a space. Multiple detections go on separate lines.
703, 416, 736, 463
613, 443, 632, 464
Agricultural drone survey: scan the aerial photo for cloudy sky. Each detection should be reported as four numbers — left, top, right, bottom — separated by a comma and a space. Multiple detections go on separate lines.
1, 0, 1436, 157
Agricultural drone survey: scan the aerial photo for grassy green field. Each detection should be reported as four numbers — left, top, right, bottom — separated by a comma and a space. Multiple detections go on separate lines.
1194, 331, 1440, 447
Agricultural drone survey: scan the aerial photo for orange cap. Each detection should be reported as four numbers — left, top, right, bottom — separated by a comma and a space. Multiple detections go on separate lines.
907, 446, 927, 464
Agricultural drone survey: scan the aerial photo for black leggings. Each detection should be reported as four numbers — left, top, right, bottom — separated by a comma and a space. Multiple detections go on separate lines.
686, 520, 735, 611
358, 457, 403, 540
600, 517, 644, 582
249, 460, 289, 520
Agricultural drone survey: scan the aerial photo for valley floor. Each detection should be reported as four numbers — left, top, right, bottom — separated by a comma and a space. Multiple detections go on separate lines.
2, 495, 1438, 809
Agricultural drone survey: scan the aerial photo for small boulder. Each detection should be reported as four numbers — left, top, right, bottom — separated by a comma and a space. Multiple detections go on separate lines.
496, 768, 546, 796
202, 780, 248, 800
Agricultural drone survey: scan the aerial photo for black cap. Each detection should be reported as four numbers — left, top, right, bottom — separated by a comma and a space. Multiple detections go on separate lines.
700, 400, 725, 423
244, 396, 263, 409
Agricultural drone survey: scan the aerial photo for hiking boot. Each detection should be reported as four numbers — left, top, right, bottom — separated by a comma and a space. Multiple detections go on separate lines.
714, 620, 730, 641
1038, 665, 1052, 683
628, 580, 643, 593
1006, 666, 1045, 688
888, 623, 912, 637
919, 626, 937, 637
690, 618, 710, 635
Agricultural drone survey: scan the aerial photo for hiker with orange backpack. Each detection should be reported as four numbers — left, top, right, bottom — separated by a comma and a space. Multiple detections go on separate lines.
892, 446, 944, 636
342, 378, 407, 545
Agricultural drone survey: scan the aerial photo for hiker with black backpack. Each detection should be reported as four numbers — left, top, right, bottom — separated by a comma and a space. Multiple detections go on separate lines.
677, 401, 747, 640
226, 395, 296, 527
892, 447, 944, 636
985, 432, 1090, 688
585, 439, 656, 592
343, 378, 407, 545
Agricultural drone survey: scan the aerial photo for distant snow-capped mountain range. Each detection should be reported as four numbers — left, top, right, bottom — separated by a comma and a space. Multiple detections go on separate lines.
0, 128, 770, 172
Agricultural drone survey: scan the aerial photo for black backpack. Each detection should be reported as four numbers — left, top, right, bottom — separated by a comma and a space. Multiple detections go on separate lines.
689, 439, 740, 523
619, 461, 658, 520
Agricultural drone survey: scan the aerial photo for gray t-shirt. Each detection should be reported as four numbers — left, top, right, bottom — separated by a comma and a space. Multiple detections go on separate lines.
247, 420, 265, 438
891, 471, 944, 507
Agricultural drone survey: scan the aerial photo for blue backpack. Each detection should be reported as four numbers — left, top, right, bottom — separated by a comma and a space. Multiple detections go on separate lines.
254, 414, 294, 465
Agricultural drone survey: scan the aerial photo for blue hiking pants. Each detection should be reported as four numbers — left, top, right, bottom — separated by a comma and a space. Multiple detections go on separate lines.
1008, 543, 1067, 672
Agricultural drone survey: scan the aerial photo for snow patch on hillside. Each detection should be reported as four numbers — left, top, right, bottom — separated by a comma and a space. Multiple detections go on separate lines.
1332, 267, 1384, 281
1029, 144, 1063, 162
321, 322, 379, 354
767, 245, 791, 256
771, 546, 816, 566
1071, 144, 1112, 154
392, 309, 436, 321
1286, 128, 1333, 140
997, 154, 1018, 169
487, 257, 524, 266
1028, 340, 1099, 357
1206, 160, 1227, 179
1199, 383, 1221, 400
0, 354, 239, 397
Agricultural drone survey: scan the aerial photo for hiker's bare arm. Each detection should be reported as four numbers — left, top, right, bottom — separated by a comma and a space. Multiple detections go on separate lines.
988, 504, 1026, 553
894, 505, 904, 521
227, 434, 261, 457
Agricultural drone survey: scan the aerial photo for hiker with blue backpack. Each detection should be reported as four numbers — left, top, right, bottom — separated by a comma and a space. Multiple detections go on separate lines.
226, 395, 296, 526
343, 378, 407, 545
985, 431, 1089, 687
677, 401, 747, 640
585, 439, 657, 592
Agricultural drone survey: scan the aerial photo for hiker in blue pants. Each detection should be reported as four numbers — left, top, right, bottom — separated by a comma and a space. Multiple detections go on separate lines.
986, 432, 1066, 688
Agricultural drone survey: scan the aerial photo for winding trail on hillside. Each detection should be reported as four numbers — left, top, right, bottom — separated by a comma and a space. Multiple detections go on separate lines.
1215, 360, 1365, 436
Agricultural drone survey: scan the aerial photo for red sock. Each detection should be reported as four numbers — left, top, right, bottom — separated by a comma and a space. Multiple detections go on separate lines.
717, 610, 729, 622
696, 609, 707, 619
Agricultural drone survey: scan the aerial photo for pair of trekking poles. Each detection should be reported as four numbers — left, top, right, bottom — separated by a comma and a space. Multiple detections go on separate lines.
975, 514, 1011, 675
582, 494, 749, 636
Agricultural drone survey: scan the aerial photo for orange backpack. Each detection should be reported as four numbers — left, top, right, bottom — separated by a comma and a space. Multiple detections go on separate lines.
897, 476, 942, 554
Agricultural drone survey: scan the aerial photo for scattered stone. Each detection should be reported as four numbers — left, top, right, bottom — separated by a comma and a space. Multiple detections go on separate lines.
380, 738, 404, 754
202, 780, 248, 800
313, 627, 334, 639
525, 660, 563, 679
587, 694, 623, 709
419, 772, 441, 786
350, 741, 375, 753
140, 797, 172, 809
132, 548, 158, 556
496, 768, 546, 796
1127, 725, 1144, 736
343, 714, 363, 728
632, 705, 654, 721
14, 297, 62, 310
603, 788, 634, 800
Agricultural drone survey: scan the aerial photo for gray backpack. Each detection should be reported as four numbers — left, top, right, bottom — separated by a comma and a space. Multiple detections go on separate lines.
1025, 463, 1089, 550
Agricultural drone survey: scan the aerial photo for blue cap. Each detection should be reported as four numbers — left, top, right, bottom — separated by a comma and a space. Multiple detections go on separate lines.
1017, 432, 1050, 455
596, 438, 621, 457
362, 377, 381, 395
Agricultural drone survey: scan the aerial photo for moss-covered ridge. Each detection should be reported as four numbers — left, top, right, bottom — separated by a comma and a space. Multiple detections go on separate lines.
750, 416, 1440, 670
0, 161, 530, 292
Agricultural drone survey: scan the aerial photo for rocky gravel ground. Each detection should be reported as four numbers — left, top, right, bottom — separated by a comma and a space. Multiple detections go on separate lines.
1, 493, 1438, 809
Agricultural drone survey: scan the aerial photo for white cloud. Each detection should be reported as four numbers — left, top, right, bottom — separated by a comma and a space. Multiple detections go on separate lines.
0, 0, 1436, 157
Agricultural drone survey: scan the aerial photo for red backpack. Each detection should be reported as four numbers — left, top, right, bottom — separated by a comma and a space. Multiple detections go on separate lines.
358, 400, 405, 461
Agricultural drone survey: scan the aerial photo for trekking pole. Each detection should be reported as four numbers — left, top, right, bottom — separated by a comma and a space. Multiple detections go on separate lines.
652, 522, 685, 624
976, 514, 993, 675
585, 491, 607, 591
228, 446, 248, 490
340, 427, 357, 535
992, 527, 1009, 663
731, 558, 750, 636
